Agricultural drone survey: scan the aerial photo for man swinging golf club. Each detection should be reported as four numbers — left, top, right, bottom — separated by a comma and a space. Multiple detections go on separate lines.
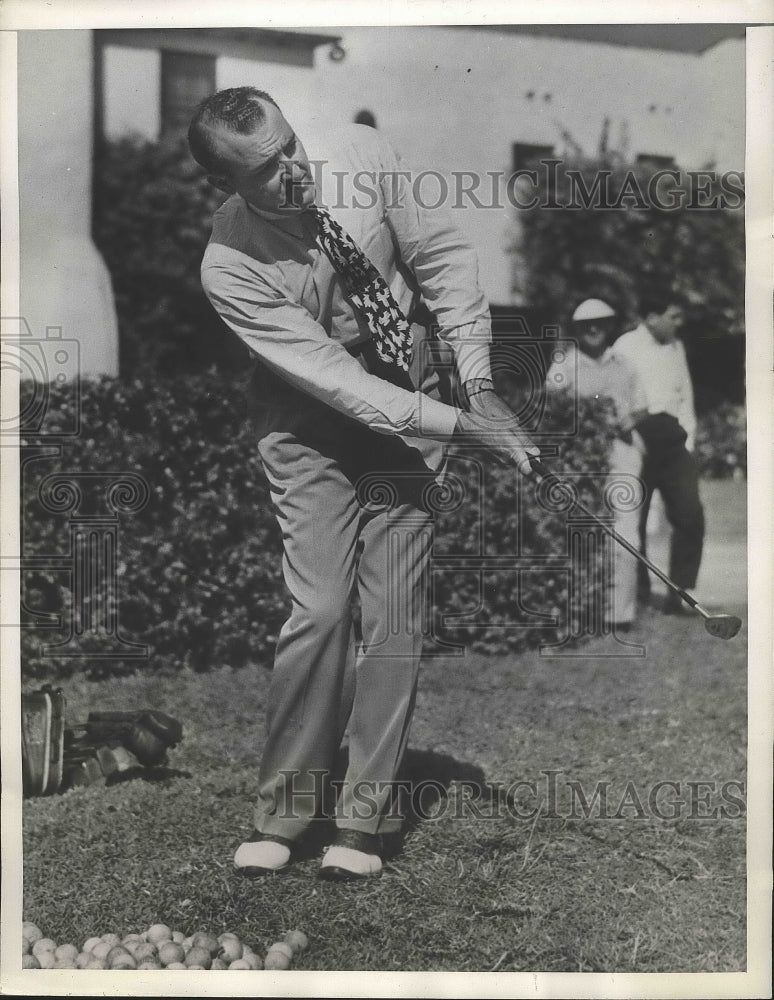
188, 89, 739, 884
188, 88, 540, 880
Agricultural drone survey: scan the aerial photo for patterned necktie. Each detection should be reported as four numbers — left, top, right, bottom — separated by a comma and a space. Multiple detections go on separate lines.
308, 205, 413, 372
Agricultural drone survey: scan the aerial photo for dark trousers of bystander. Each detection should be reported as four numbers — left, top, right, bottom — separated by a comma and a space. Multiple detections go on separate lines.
637, 443, 705, 597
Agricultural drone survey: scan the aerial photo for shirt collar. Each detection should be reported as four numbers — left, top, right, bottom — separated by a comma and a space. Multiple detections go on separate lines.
243, 198, 304, 222
242, 197, 323, 243
637, 321, 677, 349
242, 175, 325, 222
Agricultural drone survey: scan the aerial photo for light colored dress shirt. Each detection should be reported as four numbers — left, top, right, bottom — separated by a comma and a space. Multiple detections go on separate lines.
201, 124, 494, 440
545, 342, 647, 426
546, 341, 646, 624
611, 323, 697, 450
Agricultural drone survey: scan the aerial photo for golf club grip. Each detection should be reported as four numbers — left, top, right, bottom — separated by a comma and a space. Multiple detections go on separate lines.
527, 456, 699, 611
528, 456, 552, 480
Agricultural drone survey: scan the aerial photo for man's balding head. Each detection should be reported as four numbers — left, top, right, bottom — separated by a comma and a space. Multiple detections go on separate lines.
187, 87, 280, 174
188, 88, 315, 213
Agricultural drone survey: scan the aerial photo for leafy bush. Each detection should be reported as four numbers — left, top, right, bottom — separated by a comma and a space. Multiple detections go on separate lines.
431, 388, 619, 656
509, 153, 745, 414
92, 136, 744, 412
93, 135, 243, 377
512, 154, 745, 337
20, 374, 622, 679
694, 402, 747, 479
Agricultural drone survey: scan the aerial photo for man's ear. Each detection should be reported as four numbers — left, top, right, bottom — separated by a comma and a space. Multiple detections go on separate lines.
207, 174, 235, 195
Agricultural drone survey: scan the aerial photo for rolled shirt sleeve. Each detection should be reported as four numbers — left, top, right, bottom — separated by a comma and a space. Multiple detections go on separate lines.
618, 356, 648, 423
674, 341, 697, 450
202, 253, 460, 440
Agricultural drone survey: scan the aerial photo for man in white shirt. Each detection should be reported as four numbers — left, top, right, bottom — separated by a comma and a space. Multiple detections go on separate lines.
188, 87, 539, 880
612, 294, 705, 613
546, 298, 648, 628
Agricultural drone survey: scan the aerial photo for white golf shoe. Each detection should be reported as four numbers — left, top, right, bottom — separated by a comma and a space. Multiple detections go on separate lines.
319, 829, 383, 881
233, 832, 294, 877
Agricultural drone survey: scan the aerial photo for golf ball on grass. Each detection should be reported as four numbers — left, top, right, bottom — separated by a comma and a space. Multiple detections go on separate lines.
184, 946, 212, 969
191, 931, 220, 956
268, 942, 294, 961
145, 923, 173, 945
132, 942, 158, 963
107, 947, 137, 970
54, 943, 79, 963
21, 922, 308, 970
158, 941, 185, 966
236, 948, 263, 970
22, 922, 44, 947
217, 932, 243, 962
264, 951, 291, 971
284, 929, 309, 953
31, 938, 56, 958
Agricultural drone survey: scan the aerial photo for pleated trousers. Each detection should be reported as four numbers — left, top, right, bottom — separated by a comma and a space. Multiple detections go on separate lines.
251, 335, 449, 838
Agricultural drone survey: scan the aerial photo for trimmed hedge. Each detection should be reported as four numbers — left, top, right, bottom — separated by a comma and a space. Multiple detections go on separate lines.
20, 374, 621, 679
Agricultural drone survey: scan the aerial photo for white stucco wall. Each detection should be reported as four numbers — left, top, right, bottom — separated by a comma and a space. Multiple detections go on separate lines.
103, 45, 161, 140
693, 37, 746, 170
102, 26, 745, 307
219, 27, 745, 305
18, 30, 119, 377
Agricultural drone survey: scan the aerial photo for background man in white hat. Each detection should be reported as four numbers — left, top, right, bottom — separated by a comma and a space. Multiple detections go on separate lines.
546, 297, 647, 628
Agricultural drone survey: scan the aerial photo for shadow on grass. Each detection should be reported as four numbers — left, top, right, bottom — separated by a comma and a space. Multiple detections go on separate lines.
280, 745, 501, 863
105, 764, 193, 786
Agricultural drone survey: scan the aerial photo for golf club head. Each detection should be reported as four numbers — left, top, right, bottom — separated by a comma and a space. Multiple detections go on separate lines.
704, 614, 742, 640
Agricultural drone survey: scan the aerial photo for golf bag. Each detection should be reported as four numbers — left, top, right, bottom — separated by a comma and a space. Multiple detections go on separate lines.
21, 685, 183, 796
21, 685, 66, 797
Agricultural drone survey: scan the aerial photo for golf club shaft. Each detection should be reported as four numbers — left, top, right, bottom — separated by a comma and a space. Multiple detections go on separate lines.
528, 456, 704, 616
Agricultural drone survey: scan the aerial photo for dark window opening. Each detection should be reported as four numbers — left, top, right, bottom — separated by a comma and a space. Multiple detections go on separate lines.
636, 153, 676, 171
512, 142, 555, 171
354, 109, 377, 128
161, 50, 216, 135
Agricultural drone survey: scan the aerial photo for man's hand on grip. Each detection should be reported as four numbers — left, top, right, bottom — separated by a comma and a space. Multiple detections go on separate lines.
455, 383, 540, 475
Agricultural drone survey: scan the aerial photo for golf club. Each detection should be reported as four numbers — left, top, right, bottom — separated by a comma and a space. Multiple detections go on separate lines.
528, 456, 742, 640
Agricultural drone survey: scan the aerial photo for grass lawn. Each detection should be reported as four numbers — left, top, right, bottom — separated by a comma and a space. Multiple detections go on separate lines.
20, 481, 748, 974
21, 616, 747, 974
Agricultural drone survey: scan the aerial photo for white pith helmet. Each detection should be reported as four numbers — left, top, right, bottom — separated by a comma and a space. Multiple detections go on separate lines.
571, 298, 616, 322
